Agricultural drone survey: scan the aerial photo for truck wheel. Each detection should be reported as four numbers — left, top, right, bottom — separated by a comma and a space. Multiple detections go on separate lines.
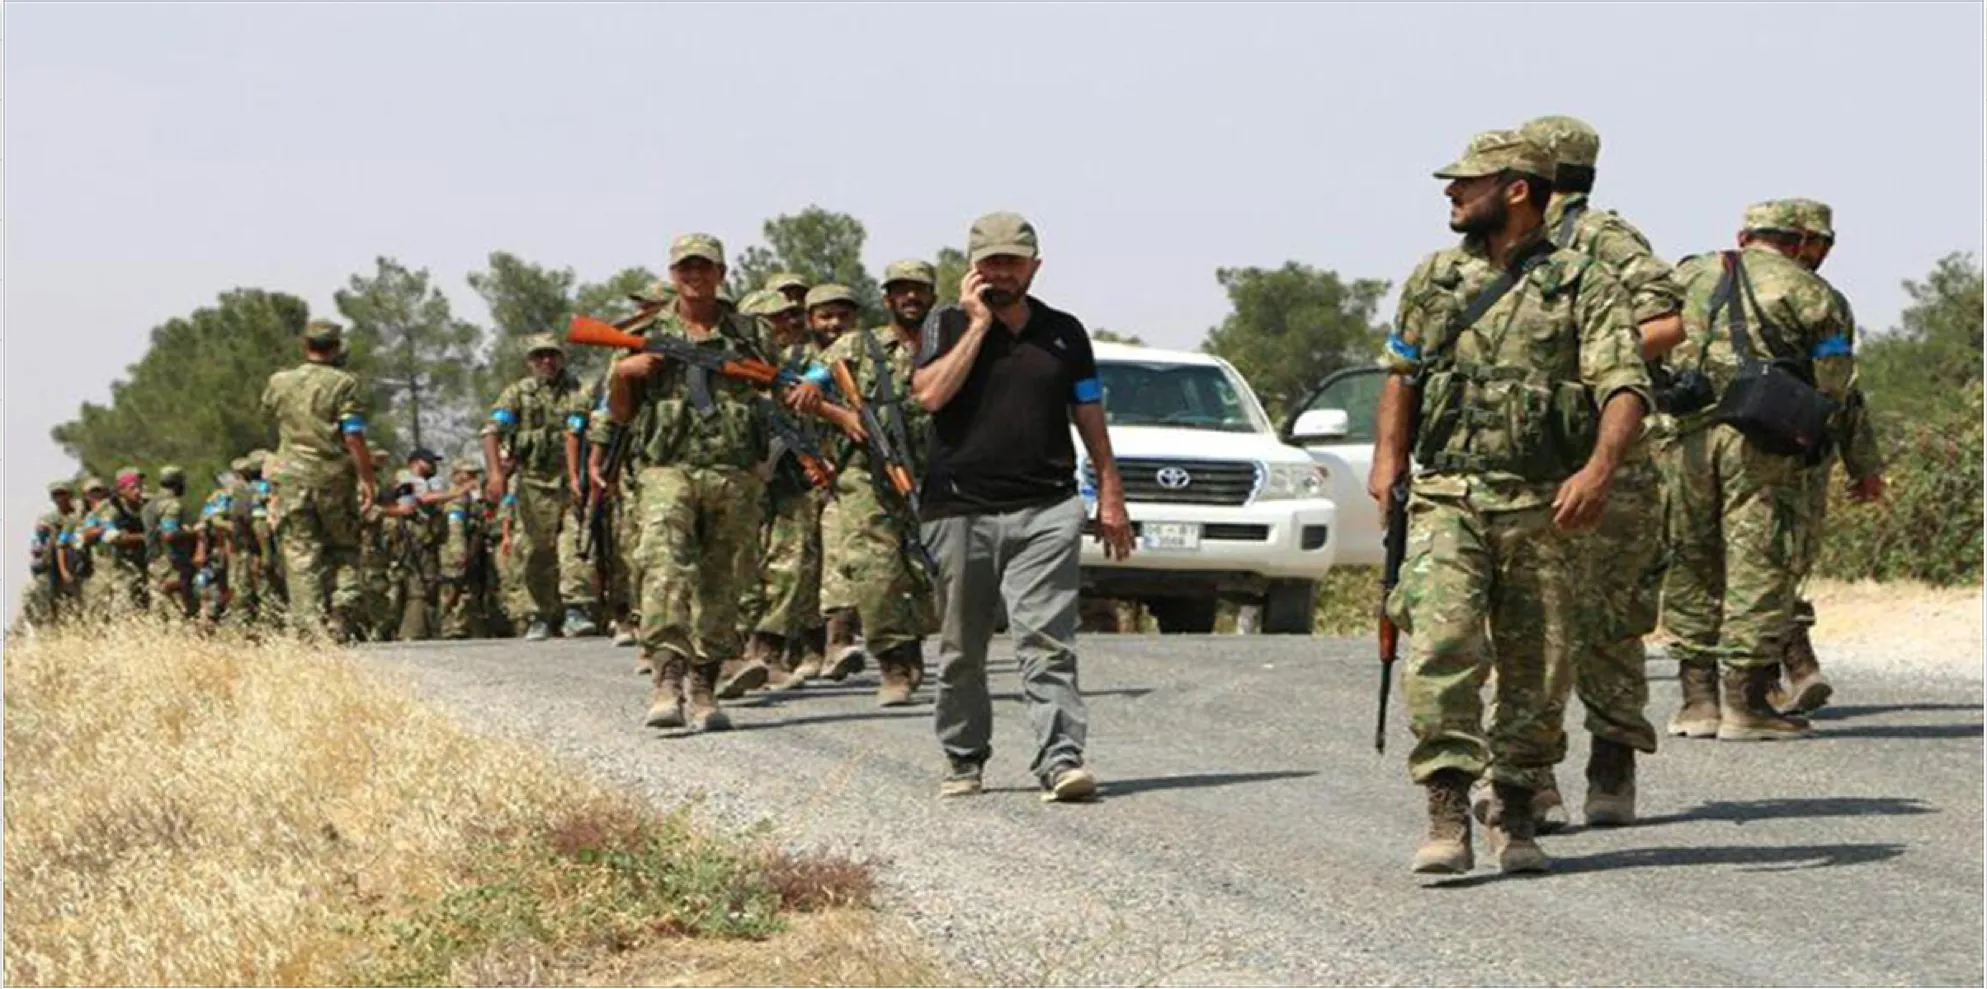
1260, 580, 1317, 635
1147, 596, 1217, 634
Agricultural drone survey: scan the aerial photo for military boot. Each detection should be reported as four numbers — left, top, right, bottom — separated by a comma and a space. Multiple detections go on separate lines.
824, 609, 867, 681
1583, 737, 1637, 827
719, 634, 777, 699
1485, 781, 1549, 874
561, 606, 599, 638
1470, 777, 1565, 833
1778, 625, 1833, 714
876, 643, 917, 707
1412, 769, 1474, 875
686, 661, 731, 732
643, 653, 687, 729
1717, 666, 1812, 741
764, 634, 808, 693
1667, 659, 1721, 738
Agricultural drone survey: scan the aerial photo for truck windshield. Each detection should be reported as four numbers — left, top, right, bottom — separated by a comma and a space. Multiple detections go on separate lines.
1097, 361, 1264, 433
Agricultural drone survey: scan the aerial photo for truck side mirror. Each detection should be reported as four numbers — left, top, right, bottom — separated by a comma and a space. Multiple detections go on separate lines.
1290, 408, 1350, 443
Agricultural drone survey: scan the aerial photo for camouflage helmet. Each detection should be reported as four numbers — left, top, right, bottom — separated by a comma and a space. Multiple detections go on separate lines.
1742, 200, 1809, 236
159, 464, 187, 484
882, 259, 937, 289
1519, 115, 1601, 169
668, 232, 725, 267
303, 319, 346, 352
47, 479, 73, 496
524, 332, 565, 358
804, 284, 860, 310
1433, 130, 1555, 181
1785, 198, 1836, 241
765, 272, 809, 294
81, 476, 109, 495
739, 289, 797, 317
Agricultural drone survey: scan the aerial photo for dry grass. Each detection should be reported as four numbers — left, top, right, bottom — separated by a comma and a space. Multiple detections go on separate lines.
2, 621, 942, 987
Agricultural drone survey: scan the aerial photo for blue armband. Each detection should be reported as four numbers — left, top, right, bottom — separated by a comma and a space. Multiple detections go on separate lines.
255, 480, 272, 495
339, 414, 366, 434
567, 413, 588, 432
1811, 335, 1852, 358
447, 510, 466, 522
1386, 333, 1422, 363
802, 363, 833, 387
490, 408, 519, 427
1072, 377, 1103, 404
160, 518, 181, 534
502, 493, 518, 507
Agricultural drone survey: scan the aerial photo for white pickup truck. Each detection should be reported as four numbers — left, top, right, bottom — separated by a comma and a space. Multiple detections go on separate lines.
1074, 342, 1337, 634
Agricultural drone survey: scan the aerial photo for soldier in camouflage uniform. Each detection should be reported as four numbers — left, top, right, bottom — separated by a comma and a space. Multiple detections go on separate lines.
1660, 201, 1882, 743
1511, 115, 1688, 828
1372, 132, 1650, 874
1767, 199, 1886, 715
606, 234, 812, 732
142, 465, 197, 622
720, 289, 831, 697
237, 450, 285, 629
80, 468, 153, 619
191, 462, 246, 626
819, 265, 943, 705
355, 446, 401, 642
23, 480, 82, 629
438, 463, 492, 639
261, 320, 377, 641
483, 333, 594, 641
61, 478, 111, 613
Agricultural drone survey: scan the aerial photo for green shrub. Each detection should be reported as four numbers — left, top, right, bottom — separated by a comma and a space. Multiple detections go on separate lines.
1816, 381, 1983, 586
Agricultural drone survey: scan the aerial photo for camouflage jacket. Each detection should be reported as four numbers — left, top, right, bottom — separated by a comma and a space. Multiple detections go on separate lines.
1384, 232, 1651, 511
1671, 244, 1869, 473
486, 371, 589, 484
1545, 192, 1684, 326
821, 325, 931, 482
261, 361, 366, 488
633, 308, 772, 472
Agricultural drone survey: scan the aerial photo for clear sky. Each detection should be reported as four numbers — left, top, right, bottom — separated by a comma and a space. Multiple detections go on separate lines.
6, 3, 1982, 621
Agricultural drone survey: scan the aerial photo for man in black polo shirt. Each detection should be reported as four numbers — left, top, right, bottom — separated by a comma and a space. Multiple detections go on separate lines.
911, 211, 1135, 803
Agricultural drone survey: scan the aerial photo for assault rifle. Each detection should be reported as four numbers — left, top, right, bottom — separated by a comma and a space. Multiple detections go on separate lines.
829, 356, 938, 585
1375, 464, 1409, 754
566, 315, 866, 442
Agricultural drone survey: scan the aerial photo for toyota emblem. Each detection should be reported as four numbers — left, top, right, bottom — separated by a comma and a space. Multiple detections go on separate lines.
1155, 466, 1192, 490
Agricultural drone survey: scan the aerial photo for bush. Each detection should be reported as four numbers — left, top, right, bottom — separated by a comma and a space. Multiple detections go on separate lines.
1816, 381, 1984, 586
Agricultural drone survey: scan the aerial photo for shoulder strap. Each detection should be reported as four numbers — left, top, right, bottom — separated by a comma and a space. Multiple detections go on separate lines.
1423, 242, 1554, 370
1730, 255, 1801, 363
1549, 201, 1587, 250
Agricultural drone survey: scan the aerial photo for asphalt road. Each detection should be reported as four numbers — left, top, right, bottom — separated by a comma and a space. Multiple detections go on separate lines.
371, 635, 1983, 986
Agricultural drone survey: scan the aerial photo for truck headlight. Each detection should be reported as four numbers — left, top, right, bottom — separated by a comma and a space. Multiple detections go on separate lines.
1256, 462, 1327, 501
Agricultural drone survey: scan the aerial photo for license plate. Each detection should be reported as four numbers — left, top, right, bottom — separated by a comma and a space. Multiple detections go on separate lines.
1139, 521, 1201, 551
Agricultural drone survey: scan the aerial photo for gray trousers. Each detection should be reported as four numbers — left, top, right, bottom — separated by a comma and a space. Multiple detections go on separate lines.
922, 494, 1088, 783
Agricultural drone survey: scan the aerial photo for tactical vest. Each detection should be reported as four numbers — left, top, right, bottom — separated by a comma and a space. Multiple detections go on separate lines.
1413, 246, 1600, 483
505, 375, 584, 479
637, 316, 769, 472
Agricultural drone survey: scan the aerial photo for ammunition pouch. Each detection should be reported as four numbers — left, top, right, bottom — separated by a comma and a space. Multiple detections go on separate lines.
1415, 361, 1595, 482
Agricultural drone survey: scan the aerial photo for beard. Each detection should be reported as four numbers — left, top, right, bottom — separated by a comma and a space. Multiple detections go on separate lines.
1449, 191, 1509, 237
891, 301, 929, 327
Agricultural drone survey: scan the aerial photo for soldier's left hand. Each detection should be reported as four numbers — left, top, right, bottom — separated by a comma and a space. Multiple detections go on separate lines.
1550, 465, 1612, 531
784, 382, 825, 417
1095, 493, 1135, 561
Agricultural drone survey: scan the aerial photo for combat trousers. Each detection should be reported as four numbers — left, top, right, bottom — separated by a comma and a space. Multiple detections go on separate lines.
1391, 491, 1576, 791
616, 474, 648, 626
1659, 424, 1811, 673
556, 496, 598, 617
276, 480, 362, 637
823, 471, 936, 653
1550, 462, 1662, 753
636, 464, 763, 665
922, 495, 1086, 784
1788, 459, 1834, 638
508, 477, 568, 625
754, 484, 825, 640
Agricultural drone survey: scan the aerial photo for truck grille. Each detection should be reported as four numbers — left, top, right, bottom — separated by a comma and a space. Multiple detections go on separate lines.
1088, 458, 1258, 506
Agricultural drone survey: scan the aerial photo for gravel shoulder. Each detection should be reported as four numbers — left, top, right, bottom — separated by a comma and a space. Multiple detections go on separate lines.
370, 634, 1983, 986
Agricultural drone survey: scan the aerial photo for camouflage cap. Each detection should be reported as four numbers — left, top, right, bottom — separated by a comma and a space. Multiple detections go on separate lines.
967, 212, 1040, 263
765, 272, 809, 294
1519, 115, 1601, 169
367, 443, 389, 462
524, 332, 565, 357
303, 319, 346, 351
460, 461, 485, 476
47, 479, 73, 496
804, 284, 860, 310
246, 449, 270, 470
159, 465, 186, 484
82, 476, 109, 494
882, 259, 937, 289
1742, 199, 1808, 235
668, 232, 725, 267
1786, 198, 1836, 240
739, 289, 798, 317
1433, 130, 1556, 181
230, 456, 252, 474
